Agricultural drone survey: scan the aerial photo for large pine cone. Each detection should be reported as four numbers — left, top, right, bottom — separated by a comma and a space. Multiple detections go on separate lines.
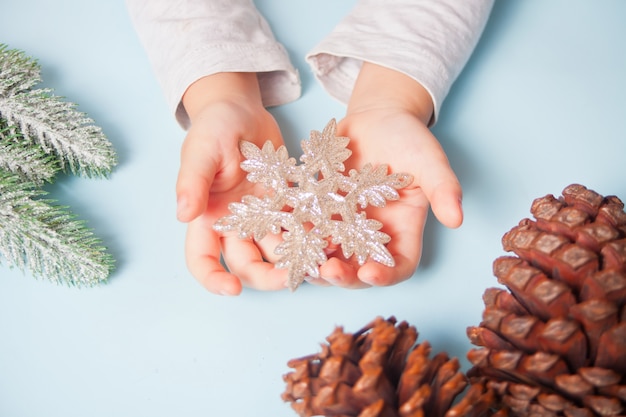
282, 316, 496, 417
467, 184, 626, 416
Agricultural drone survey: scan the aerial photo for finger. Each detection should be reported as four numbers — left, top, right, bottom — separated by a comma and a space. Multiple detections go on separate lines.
253, 232, 284, 263
357, 195, 428, 286
185, 216, 243, 296
417, 150, 463, 229
220, 233, 289, 291
303, 277, 332, 287
319, 256, 370, 289
357, 255, 415, 287
428, 179, 463, 229
176, 131, 219, 222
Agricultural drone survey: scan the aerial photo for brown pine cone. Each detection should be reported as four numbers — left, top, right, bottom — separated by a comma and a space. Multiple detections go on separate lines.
282, 316, 496, 417
467, 184, 626, 417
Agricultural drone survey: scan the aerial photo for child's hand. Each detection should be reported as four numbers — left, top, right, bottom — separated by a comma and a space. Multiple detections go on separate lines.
177, 72, 288, 295
316, 63, 463, 288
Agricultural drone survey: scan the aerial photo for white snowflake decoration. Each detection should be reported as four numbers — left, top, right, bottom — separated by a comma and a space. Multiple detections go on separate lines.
213, 119, 413, 291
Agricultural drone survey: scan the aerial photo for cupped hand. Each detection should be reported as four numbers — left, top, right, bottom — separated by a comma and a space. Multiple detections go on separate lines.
177, 73, 288, 295
317, 63, 463, 288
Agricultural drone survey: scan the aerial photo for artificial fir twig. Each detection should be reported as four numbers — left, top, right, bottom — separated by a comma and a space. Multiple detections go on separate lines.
0, 121, 59, 183
0, 44, 117, 178
0, 171, 114, 286
0, 43, 117, 286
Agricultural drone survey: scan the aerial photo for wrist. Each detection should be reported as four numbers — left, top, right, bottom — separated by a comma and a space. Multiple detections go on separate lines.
347, 62, 434, 125
182, 72, 262, 122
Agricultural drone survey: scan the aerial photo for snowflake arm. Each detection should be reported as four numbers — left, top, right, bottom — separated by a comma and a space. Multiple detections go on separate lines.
330, 213, 394, 267
300, 118, 351, 178
240, 141, 298, 193
341, 164, 414, 210
275, 227, 328, 291
213, 195, 290, 241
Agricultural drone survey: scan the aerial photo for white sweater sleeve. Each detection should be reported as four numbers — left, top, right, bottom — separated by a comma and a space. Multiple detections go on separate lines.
306, 0, 494, 124
126, 0, 301, 129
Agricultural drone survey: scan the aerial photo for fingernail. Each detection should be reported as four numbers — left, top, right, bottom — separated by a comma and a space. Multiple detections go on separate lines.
176, 195, 188, 220
321, 275, 340, 285
219, 289, 234, 296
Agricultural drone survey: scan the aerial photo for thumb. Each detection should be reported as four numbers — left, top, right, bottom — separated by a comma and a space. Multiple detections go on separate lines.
176, 134, 219, 223
428, 179, 463, 228
419, 158, 463, 229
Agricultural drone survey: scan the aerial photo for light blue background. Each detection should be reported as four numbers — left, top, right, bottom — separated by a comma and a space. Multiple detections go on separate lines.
1, 1, 625, 416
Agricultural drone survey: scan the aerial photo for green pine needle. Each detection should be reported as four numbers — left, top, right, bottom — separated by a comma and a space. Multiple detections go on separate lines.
0, 121, 59, 183
0, 44, 41, 95
0, 169, 114, 286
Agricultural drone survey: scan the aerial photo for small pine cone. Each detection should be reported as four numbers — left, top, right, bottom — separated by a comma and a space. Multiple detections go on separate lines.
282, 316, 496, 417
467, 184, 626, 417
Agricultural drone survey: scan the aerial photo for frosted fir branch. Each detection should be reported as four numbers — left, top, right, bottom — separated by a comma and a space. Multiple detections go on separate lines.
0, 44, 41, 96
0, 170, 114, 286
0, 44, 117, 178
0, 89, 117, 178
0, 123, 59, 183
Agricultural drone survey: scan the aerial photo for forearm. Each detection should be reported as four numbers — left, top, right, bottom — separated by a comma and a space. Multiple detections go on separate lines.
126, 0, 299, 129
182, 73, 262, 123
307, 0, 494, 124
347, 62, 434, 126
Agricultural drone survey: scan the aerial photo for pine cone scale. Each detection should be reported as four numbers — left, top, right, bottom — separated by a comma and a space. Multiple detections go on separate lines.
538, 319, 587, 370
584, 395, 623, 417
579, 368, 622, 388
536, 392, 570, 413
555, 374, 594, 399
601, 239, 626, 270
595, 323, 626, 374
580, 270, 626, 303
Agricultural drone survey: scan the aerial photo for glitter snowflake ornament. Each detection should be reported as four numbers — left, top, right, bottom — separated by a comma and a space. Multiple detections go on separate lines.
213, 119, 414, 291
